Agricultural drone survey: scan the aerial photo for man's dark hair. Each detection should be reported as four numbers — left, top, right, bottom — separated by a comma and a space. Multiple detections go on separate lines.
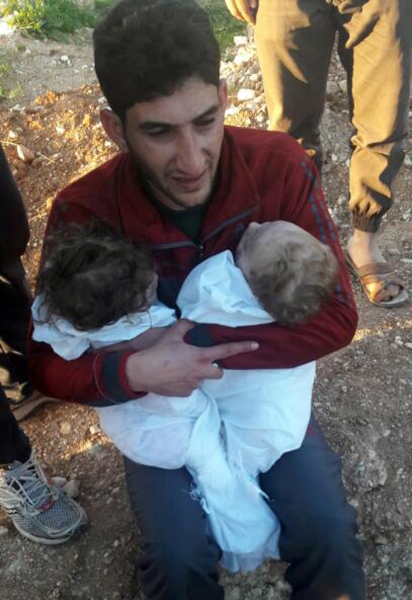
37, 221, 155, 331
93, 0, 221, 121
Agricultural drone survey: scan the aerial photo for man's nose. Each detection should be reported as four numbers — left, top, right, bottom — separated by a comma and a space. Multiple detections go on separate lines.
175, 131, 204, 175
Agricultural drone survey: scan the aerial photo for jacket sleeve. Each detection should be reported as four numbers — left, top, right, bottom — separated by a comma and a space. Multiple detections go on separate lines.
188, 155, 358, 369
28, 338, 142, 405
28, 193, 143, 406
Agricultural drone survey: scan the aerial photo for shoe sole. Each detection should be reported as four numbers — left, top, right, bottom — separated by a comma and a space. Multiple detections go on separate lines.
10, 396, 61, 422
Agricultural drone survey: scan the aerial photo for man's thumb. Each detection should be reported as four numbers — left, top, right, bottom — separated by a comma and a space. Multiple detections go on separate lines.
172, 319, 195, 338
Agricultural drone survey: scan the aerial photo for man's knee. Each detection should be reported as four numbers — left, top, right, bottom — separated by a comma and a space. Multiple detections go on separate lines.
307, 514, 359, 555
279, 503, 359, 558
152, 536, 219, 576
280, 515, 364, 600
138, 538, 222, 599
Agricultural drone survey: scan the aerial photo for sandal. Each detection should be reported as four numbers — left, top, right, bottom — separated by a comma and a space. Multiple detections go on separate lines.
344, 251, 408, 308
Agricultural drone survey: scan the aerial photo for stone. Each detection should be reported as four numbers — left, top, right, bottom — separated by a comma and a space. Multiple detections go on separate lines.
326, 80, 340, 95
338, 79, 348, 93
16, 144, 35, 163
237, 88, 256, 102
0, 525, 9, 537
227, 587, 241, 600
233, 35, 248, 46
60, 421, 71, 435
63, 479, 80, 499
51, 476, 68, 488
89, 443, 107, 460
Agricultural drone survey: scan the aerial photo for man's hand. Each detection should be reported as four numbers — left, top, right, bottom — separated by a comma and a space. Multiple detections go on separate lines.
125, 319, 258, 397
224, 0, 259, 25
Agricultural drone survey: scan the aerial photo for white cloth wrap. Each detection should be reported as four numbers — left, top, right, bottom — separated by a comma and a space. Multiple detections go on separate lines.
30, 250, 316, 571
32, 297, 204, 469
32, 296, 176, 360
178, 251, 315, 475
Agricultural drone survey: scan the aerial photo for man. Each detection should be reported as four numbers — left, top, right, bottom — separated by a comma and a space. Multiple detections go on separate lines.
29, 0, 364, 597
0, 143, 87, 544
225, 0, 411, 307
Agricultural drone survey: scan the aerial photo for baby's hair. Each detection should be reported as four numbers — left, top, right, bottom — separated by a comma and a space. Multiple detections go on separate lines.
37, 221, 155, 331
248, 233, 339, 325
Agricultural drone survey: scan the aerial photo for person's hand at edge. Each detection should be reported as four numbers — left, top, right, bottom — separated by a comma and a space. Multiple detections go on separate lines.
125, 319, 258, 397
224, 0, 259, 25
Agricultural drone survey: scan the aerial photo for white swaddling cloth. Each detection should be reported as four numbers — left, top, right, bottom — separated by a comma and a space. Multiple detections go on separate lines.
177, 250, 314, 476
32, 297, 204, 469
32, 289, 281, 571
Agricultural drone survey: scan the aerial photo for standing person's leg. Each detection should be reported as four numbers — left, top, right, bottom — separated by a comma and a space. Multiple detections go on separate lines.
124, 458, 223, 600
339, 0, 412, 306
0, 384, 31, 465
0, 379, 88, 545
0, 264, 58, 420
260, 415, 365, 600
254, 0, 336, 171
0, 381, 88, 544
0, 261, 32, 397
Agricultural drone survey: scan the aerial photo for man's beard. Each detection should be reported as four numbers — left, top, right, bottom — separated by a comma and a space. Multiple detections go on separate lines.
127, 145, 216, 211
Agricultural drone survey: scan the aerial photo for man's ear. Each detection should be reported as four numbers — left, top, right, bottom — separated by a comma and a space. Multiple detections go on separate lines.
100, 108, 128, 151
218, 78, 228, 113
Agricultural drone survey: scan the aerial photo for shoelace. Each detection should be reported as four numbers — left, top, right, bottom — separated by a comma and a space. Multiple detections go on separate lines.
6, 457, 59, 516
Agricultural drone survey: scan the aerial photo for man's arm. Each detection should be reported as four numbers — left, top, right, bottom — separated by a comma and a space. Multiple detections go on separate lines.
29, 320, 258, 404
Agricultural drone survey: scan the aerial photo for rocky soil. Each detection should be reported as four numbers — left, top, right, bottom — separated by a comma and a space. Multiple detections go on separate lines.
0, 27, 412, 600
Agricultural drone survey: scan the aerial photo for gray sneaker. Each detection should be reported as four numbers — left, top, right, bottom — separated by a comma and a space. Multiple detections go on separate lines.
0, 452, 88, 544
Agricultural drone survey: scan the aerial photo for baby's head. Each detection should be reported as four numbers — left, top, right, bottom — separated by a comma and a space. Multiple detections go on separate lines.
235, 221, 339, 325
37, 221, 156, 330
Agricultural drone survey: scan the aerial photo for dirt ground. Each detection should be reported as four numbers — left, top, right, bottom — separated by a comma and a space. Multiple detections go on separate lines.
0, 28, 412, 600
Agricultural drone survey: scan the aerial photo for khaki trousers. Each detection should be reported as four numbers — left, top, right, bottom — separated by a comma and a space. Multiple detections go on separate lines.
255, 0, 412, 231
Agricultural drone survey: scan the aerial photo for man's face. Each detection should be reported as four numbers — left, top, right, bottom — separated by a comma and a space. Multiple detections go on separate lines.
121, 77, 227, 211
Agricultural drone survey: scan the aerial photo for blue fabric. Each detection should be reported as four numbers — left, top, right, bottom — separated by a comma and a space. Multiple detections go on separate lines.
124, 415, 364, 599
260, 415, 365, 599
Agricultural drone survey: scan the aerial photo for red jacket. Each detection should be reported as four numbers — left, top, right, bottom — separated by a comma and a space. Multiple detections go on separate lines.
29, 127, 357, 406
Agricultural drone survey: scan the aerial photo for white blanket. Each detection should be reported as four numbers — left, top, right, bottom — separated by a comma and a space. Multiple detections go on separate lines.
31, 251, 316, 571
178, 251, 314, 475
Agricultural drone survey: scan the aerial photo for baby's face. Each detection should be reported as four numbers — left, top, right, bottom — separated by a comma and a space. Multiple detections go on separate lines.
235, 220, 308, 280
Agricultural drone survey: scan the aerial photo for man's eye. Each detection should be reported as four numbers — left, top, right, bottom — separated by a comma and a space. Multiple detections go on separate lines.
147, 129, 171, 137
196, 118, 215, 128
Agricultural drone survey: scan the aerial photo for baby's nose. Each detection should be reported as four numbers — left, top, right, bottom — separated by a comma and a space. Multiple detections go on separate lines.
247, 221, 259, 231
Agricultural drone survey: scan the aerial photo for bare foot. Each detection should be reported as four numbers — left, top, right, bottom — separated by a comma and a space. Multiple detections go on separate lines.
347, 230, 402, 302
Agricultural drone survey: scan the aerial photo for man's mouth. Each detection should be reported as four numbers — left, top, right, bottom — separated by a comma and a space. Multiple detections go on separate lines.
172, 170, 207, 191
